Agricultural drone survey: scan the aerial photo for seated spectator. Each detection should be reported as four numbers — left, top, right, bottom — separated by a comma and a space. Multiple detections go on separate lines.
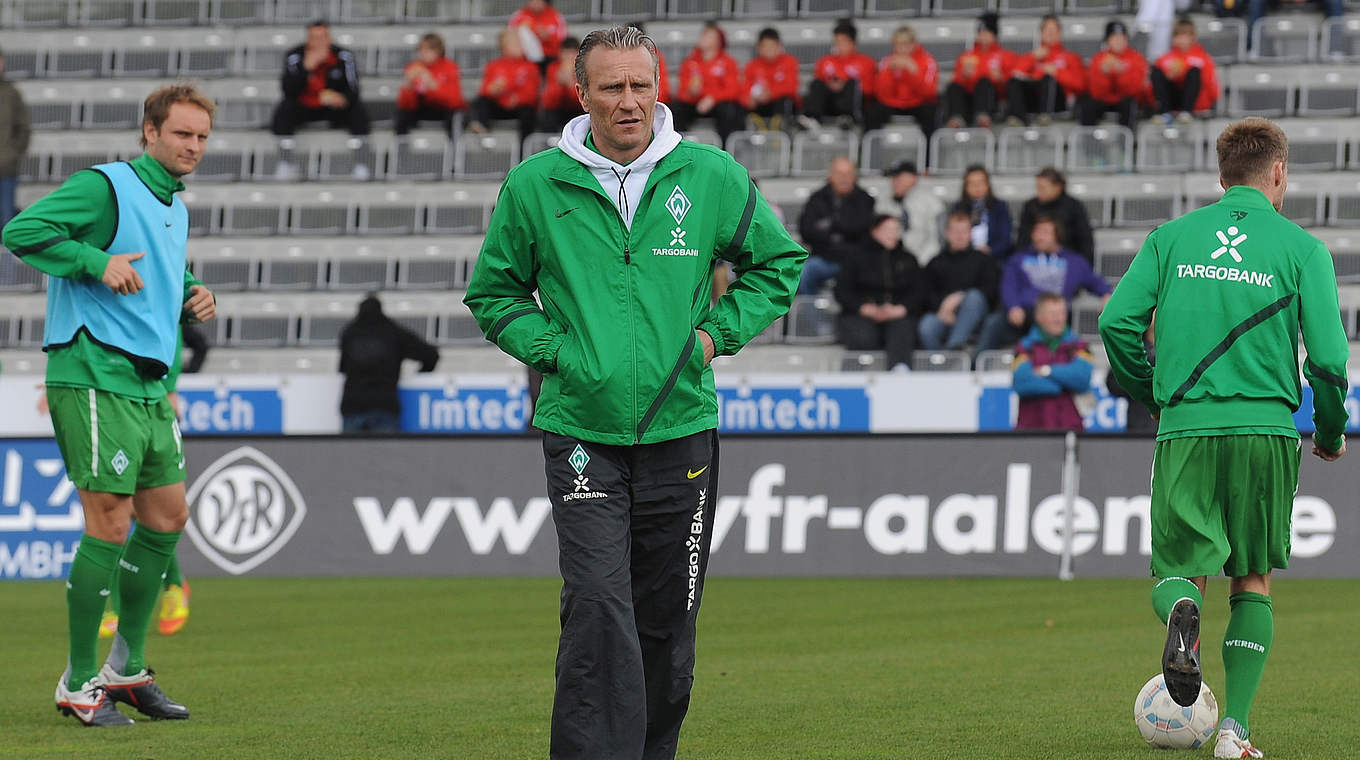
395, 33, 465, 136
1077, 21, 1147, 131
538, 36, 581, 134
981, 215, 1112, 350
879, 159, 944, 265
801, 18, 878, 130
919, 210, 1000, 350
1151, 17, 1220, 124
271, 20, 371, 180
672, 21, 744, 143
1005, 14, 1085, 127
944, 12, 1017, 129
468, 28, 541, 142
1245, 0, 1344, 57
627, 22, 670, 104
340, 293, 440, 434
508, 0, 567, 64
1016, 167, 1095, 265
1012, 292, 1094, 431
866, 25, 940, 137
743, 27, 801, 133
949, 164, 1013, 261
834, 215, 927, 371
797, 156, 876, 295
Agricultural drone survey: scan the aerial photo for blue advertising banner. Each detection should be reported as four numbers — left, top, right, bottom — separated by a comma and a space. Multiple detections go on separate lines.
178, 389, 285, 435
399, 387, 533, 433
0, 440, 82, 579
716, 386, 871, 433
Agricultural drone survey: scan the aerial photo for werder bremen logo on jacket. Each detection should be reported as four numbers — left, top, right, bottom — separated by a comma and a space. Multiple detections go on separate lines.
1176, 221, 1274, 288
654, 185, 700, 257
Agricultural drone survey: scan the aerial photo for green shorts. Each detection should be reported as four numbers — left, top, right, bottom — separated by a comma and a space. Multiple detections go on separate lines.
1150, 434, 1300, 579
48, 386, 185, 495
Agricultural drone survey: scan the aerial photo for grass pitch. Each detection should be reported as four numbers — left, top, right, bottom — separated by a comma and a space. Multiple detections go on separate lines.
0, 577, 1356, 759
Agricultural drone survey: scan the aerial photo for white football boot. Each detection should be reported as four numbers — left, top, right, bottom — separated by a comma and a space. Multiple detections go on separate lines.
1214, 728, 1264, 758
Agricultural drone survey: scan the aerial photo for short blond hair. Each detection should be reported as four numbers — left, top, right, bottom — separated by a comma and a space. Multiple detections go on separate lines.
1216, 118, 1288, 188
141, 83, 216, 149
892, 26, 917, 46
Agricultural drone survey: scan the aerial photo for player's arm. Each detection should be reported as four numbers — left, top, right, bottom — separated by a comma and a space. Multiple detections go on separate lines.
1298, 241, 1350, 455
702, 158, 808, 358
1098, 230, 1159, 412
464, 178, 565, 374
2, 170, 116, 282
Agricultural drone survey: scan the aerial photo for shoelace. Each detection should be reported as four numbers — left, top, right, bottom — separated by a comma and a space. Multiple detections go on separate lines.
611, 166, 632, 223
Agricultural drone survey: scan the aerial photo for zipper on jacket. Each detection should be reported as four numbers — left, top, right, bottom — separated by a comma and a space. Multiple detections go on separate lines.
625, 246, 631, 265
624, 240, 639, 442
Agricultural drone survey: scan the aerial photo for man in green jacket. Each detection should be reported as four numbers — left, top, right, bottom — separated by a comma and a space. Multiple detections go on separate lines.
1099, 117, 1348, 759
465, 25, 805, 760
3, 84, 217, 727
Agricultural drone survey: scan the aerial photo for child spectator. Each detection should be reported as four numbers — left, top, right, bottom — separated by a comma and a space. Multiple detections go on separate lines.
866, 26, 939, 137
673, 21, 744, 143
538, 36, 580, 134
919, 210, 1001, 350
1005, 15, 1085, 127
802, 18, 878, 130
468, 27, 541, 142
743, 27, 801, 133
395, 33, 465, 136
944, 12, 1017, 129
1151, 17, 1220, 124
1012, 293, 1094, 431
835, 215, 928, 371
1077, 20, 1147, 130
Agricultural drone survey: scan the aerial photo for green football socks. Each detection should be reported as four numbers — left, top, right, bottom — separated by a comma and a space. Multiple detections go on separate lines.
107, 526, 181, 676
66, 535, 122, 690
1151, 576, 1203, 628
1220, 592, 1274, 737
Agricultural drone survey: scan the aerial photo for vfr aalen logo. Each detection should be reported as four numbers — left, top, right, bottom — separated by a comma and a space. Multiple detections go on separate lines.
184, 446, 306, 575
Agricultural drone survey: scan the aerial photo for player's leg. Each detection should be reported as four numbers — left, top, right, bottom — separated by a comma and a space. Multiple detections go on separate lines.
1216, 572, 1271, 759
47, 386, 138, 725
1150, 436, 1230, 707
543, 433, 644, 759
629, 430, 718, 760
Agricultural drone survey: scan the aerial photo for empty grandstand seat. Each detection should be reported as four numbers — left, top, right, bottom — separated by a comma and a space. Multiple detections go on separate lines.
290, 188, 358, 236
83, 83, 144, 129
111, 32, 176, 78
929, 128, 995, 175
523, 132, 562, 157
1280, 120, 1347, 171
911, 350, 969, 371
212, 0, 273, 24
1069, 293, 1104, 338
48, 32, 110, 79
358, 188, 423, 236
682, 128, 723, 148
397, 239, 479, 289
339, 0, 401, 23
1194, 17, 1247, 64
1226, 67, 1296, 118
1094, 229, 1145, 281
933, 0, 987, 17
144, 0, 209, 24
214, 188, 285, 236
437, 307, 484, 346
426, 186, 492, 234
205, 80, 277, 130
916, 19, 972, 68
728, 130, 792, 179
1298, 67, 1358, 116
330, 251, 396, 290
860, 127, 927, 175
839, 350, 887, 371
1322, 16, 1360, 62
1057, 18, 1107, 58
792, 129, 859, 178
189, 243, 257, 291
220, 298, 298, 347
1064, 176, 1112, 228
310, 133, 383, 181
974, 348, 1016, 372
863, 0, 926, 16
455, 131, 520, 179
80, 0, 141, 25
1277, 176, 1325, 227
178, 28, 240, 77
997, 126, 1065, 175
389, 132, 451, 179
1065, 125, 1132, 173
1326, 176, 1360, 226
1250, 15, 1318, 62
0, 259, 45, 292
8, 0, 74, 26
785, 295, 839, 345
600, 0, 662, 20
191, 132, 273, 182
1110, 174, 1181, 228
260, 253, 325, 290
1135, 122, 1204, 172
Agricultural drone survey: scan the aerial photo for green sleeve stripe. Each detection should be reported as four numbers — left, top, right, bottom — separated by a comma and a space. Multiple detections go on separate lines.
636, 327, 697, 442
722, 180, 757, 261
1169, 294, 1296, 405
1307, 359, 1348, 388
489, 307, 540, 343
11, 234, 70, 256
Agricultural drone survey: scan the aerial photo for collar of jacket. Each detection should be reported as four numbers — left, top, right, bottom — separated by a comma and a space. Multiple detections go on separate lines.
547, 146, 694, 203
1220, 184, 1277, 211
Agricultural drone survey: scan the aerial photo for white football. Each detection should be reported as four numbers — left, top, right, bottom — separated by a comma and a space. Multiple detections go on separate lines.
1133, 674, 1219, 749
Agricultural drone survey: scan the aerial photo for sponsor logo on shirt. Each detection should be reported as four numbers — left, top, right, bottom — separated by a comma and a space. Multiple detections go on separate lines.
1176, 224, 1274, 287
655, 186, 700, 256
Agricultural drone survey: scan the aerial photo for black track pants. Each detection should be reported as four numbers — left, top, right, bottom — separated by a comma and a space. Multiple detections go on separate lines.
544, 429, 719, 760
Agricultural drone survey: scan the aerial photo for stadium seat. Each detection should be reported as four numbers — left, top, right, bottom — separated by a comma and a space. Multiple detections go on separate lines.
426, 187, 492, 234
929, 128, 995, 175
792, 129, 859, 178
1321, 17, 1360, 62
79, 0, 141, 26
1057, 18, 1107, 58
1278, 176, 1326, 227
1326, 176, 1360, 226
189, 244, 257, 292
911, 350, 969, 371
1064, 175, 1113, 228
455, 131, 521, 179
523, 132, 562, 158
437, 307, 485, 346
600, 0, 663, 20
747, 315, 788, 345
111, 32, 176, 78
399, 0, 465, 23
213, 188, 286, 237
997, 126, 1065, 176
209, 0, 273, 24
785, 295, 839, 345
862, 0, 926, 17
1135, 122, 1204, 173
1069, 293, 1104, 338
1226, 66, 1296, 117
916, 19, 972, 68
1298, 68, 1359, 117
1093, 228, 1145, 280
1109, 174, 1181, 228
144, 0, 210, 24
290, 188, 358, 236
839, 350, 887, 371
1065, 125, 1132, 174
974, 348, 1016, 372
203, 80, 276, 129
932, 0, 987, 17
728, 130, 793, 179
260, 254, 325, 290
83, 83, 144, 129
218, 296, 300, 347
48, 32, 110, 79
860, 127, 927, 176
1194, 17, 1247, 64
1250, 15, 1318, 63
389, 132, 452, 179
358, 188, 424, 236
8, 0, 75, 27
191, 131, 272, 182
0, 259, 46, 293
178, 28, 240, 77
1278, 119, 1347, 171
396, 239, 480, 289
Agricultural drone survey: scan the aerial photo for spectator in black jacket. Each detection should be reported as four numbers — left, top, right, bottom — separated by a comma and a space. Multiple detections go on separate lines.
797, 155, 876, 294
918, 209, 1001, 350
834, 214, 927, 370
1015, 166, 1095, 265
271, 20, 372, 180
339, 294, 440, 433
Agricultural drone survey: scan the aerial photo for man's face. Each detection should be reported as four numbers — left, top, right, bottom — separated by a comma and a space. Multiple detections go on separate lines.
828, 159, 856, 196
891, 171, 917, 197
576, 46, 657, 161
946, 218, 972, 251
1108, 33, 1128, 55
1035, 299, 1068, 336
1034, 176, 1061, 204
757, 38, 781, 61
1040, 20, 1061, 48
1031, 221, 1058, 253
307, 25, 330, 50
871, 217, 902, 250
833, 33, 855, 57
145, 102, 212, 177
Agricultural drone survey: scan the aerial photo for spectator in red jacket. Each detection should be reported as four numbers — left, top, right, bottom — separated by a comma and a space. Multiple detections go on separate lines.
1077, 20, 1147, 130
1005, 15, 1085, 127
468, 27, 541, 142
866, 25, 939, 137
395, 33, 466, 136
508, 0, 567, 64
538, 35, 580, 134
1150, 16, 1220, 125
628, 22, 670, 104
944, 12, 1018, 129
743, 27, 801, 133
672, 21, 744, 143
801, 18, 878, 129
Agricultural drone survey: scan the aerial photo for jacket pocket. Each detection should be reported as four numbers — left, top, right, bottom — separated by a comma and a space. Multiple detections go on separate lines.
635, 329, 700, 441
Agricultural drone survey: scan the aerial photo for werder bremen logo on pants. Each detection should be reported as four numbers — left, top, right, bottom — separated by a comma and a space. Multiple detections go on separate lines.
184, 446, 307, 575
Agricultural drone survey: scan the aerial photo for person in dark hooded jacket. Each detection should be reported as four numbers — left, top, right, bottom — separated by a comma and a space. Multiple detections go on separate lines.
339, 294, 439, 433
1015, 166, 1095, 265
834, 214, 928, 370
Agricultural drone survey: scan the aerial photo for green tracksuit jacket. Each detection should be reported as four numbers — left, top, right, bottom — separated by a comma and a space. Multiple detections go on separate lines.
465, 142, 806, 446
1099, 185, 1350, 449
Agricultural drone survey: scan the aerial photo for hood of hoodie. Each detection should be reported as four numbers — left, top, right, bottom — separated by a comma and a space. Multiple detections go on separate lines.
557, 102, 683, 230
